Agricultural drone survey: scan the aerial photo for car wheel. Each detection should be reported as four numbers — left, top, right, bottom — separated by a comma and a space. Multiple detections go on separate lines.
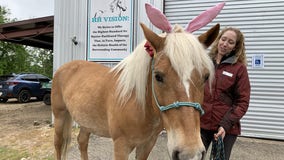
0, 98, 8, 103
18, 90, 31, 103
43, 93, 51, 105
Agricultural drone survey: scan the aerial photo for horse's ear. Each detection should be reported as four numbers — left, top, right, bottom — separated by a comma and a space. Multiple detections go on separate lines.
198, 23, 220, 48
140, 23, 165, 51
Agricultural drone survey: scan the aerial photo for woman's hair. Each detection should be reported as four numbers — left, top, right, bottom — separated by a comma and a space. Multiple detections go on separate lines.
208, 27, 247, 65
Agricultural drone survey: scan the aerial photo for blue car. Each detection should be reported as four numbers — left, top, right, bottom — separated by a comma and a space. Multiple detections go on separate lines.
0, 73, 51, 103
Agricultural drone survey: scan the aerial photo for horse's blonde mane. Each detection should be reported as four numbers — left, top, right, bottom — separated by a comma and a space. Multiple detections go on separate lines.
111, 41, 151, 107
111, 25, 214, 107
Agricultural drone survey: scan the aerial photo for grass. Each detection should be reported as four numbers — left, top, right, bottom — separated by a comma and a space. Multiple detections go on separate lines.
0, 147, 54, 160
0, 127, 80, 160
0, 147, 29, 160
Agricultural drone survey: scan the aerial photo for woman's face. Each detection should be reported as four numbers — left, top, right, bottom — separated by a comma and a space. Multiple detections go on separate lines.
217, 30, 237, 57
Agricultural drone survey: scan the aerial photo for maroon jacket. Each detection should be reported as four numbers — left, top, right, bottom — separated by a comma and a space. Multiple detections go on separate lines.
200, 55, 251, 135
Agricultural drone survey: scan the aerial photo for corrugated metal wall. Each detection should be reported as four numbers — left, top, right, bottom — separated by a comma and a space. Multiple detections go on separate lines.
53, 0, 88, 72
164, 0, 284, 140
54, 0, 164, 69
54, 0, 163, 69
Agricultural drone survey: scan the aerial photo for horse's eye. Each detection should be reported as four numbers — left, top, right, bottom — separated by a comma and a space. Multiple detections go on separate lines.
155, 74, 164, 83
204, 74, 210, 82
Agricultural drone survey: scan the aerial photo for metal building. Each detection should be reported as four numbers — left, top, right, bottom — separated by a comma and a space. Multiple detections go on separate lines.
54, 0, 284, 140
53, 0, 162, 70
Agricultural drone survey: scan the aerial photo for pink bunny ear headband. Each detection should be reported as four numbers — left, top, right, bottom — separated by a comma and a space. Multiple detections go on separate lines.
144, 2, 225, 57
145, 2, 225, 33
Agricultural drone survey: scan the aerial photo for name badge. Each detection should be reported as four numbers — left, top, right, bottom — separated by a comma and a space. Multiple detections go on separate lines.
222, 71, 233, 77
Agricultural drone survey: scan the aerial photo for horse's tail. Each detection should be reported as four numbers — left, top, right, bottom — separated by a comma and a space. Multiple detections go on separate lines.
51, 61, 78, 160
61, 111, 73, 160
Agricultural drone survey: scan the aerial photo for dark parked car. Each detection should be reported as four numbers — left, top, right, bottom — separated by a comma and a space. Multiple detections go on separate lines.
41, 80, 52, 105
0, 73, 51, 103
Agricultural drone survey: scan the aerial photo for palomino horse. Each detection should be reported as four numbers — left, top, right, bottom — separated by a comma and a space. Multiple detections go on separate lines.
52, 3, 224, 160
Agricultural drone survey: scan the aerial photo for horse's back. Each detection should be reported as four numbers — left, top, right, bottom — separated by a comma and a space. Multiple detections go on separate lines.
54, 60, 110, 79
52, 60, 111, 97
54, 60, 110, 83
52, 60, 115, 133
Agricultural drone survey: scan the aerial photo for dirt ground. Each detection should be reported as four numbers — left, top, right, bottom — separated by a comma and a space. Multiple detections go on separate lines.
0, 99, 284, 160
0, 99, 53, 159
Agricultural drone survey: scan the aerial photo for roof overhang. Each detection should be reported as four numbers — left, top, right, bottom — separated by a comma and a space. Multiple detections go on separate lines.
0, 16, 54, 50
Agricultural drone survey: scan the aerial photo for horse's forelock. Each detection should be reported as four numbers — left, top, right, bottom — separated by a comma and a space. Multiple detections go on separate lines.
173, 24, 184, 33
164, 30, 214, 97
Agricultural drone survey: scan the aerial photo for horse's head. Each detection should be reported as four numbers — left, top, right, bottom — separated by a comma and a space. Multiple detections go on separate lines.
140, 3, 224, 160
141, 22, 219, 160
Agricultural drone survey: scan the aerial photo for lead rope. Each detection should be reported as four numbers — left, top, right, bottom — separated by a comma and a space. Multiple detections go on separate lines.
209, 136, 225, 160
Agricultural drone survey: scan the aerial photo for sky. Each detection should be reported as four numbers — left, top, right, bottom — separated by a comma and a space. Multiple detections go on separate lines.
0, 0, 54, 20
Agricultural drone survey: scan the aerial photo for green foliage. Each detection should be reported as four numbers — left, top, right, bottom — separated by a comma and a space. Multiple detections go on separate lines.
27, 47, 53, 78
0, 147, 55, 160
0, 42, 53, 78
0, 42, 28, 74
0, 6, 53, 78
0, 6, 10, 23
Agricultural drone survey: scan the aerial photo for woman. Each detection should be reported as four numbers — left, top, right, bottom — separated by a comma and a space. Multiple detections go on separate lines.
201, 27, 251, 160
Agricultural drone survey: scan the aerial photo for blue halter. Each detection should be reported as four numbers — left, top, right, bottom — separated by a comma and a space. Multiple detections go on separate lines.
151, 59, 205, 115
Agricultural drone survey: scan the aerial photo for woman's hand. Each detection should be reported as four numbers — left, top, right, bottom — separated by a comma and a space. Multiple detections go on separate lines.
214, 126, 226, 140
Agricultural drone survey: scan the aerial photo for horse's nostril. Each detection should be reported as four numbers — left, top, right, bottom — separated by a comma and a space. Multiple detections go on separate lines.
172, 150, 180, 160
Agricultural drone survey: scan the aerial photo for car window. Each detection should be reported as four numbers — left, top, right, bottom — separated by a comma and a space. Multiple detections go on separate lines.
36, 74, 50, 83
37, 74, 48, 79
39, 78, 50, 83
21, 75, 38, 82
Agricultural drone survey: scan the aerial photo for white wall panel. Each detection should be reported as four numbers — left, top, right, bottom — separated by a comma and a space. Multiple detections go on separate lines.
53, 0, 88, 72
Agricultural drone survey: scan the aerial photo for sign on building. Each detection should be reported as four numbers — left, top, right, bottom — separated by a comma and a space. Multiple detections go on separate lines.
252, 54, 264, 68
87, 0, 133, 61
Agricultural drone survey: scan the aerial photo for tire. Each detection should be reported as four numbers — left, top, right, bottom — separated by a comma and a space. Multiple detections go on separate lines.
17, 90, 31, 103
43, 93, 51, 105
0, 98, 8, 103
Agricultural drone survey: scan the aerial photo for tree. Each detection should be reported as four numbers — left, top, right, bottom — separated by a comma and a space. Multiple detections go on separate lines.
0, 6, 11, 23
0, 42, 30, 75
27, 47, 53, 78
0, 6, 53, 78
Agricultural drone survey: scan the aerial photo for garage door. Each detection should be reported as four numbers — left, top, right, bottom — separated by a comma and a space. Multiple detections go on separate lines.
164, 0, 284, 140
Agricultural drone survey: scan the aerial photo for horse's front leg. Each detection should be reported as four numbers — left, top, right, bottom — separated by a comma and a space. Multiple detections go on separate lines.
77, 127, 91, 160
113, 138, 135, 160
135, 134, 159, 160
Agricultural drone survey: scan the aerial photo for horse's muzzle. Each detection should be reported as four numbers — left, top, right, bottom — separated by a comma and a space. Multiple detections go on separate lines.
172, 148, 205, 160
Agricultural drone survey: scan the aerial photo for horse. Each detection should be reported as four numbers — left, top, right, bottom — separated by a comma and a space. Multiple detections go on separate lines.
52, 3, 224, 160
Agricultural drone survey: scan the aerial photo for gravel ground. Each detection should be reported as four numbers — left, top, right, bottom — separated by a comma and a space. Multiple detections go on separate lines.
68, 132, 284, 160
0, 99, 283, 160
